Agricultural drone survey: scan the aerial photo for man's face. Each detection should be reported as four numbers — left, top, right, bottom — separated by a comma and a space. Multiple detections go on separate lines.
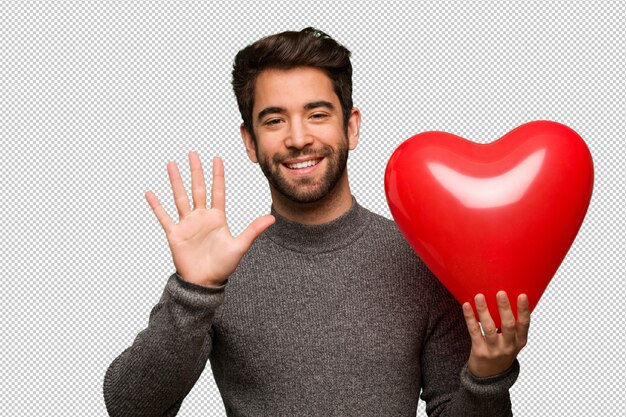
242, 67, 359, 204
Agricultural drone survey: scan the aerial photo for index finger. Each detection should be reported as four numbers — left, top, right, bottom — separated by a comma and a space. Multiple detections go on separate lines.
211, 156, 225, 211
516, 294, 531, 347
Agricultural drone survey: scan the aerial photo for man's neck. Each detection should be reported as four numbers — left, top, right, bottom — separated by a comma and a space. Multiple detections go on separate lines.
269, 177, 354, 225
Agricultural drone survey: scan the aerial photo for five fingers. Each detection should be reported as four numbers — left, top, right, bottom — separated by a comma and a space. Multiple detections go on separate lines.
146, 152, 220, 232
146, 152, 253, 234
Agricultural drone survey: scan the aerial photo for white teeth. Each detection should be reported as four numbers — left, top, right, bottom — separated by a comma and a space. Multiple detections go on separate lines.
286, 159, 320, 169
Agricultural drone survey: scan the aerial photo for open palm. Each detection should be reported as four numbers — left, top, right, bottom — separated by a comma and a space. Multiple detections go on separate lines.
145, 152, 275, 287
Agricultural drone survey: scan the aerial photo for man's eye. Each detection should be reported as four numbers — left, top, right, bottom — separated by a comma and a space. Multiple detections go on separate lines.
264, 118, 282, 126
310, 113, 328, 120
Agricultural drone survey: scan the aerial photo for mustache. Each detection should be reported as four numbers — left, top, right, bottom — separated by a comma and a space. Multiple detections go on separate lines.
272, 146, 333, 164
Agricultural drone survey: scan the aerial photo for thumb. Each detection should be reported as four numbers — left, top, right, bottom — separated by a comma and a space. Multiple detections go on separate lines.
236, 214, 275, 251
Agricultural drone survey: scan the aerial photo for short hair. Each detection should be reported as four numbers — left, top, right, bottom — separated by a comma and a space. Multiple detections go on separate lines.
232, 27, 353, 139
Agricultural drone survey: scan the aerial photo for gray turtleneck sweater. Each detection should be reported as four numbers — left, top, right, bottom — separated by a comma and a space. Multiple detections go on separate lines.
104, 199, 519, 416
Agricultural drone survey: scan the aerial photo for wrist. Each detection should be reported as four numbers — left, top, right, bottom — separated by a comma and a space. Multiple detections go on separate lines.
460, 360, 520, 397
467, 357, 516, 379
175, 271, 227, 289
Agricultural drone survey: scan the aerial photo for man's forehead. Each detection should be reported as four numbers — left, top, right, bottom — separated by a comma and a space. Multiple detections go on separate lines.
253, 67, 339, 111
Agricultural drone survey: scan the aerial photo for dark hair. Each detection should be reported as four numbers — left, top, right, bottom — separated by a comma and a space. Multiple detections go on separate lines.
232, 27, 353, 139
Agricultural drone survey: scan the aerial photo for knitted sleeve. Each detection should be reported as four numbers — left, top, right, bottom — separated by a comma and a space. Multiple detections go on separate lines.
103, 273, 226, 417
419, 272, 519, 417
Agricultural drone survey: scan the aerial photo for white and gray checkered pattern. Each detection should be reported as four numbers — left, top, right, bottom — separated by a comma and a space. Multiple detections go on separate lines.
3, 1, 625, 415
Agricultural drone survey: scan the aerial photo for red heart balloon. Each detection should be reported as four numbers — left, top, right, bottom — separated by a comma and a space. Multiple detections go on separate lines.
384, 121, 593, 327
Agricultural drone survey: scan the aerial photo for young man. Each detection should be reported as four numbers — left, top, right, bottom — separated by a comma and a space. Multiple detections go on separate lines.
104, 28, 530, 416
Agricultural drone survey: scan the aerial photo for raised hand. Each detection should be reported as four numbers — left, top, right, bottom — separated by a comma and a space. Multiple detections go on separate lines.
145, 152, 275, 287
463, 291, 530, 378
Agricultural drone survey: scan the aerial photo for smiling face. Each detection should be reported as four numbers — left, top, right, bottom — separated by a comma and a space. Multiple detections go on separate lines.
241, 67, 360, 208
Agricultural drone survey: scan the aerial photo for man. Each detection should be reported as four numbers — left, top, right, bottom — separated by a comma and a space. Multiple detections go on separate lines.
104, 28, 530, 416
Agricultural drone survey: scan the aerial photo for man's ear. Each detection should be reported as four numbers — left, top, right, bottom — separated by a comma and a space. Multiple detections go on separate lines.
240, 123, 258, 163
347, 107, 361, 150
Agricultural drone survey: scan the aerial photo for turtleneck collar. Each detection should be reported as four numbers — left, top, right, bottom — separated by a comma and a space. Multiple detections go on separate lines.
264, 197, 373, 254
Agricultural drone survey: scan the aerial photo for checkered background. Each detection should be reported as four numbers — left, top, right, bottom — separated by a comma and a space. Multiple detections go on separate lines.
3, 1, 625, 415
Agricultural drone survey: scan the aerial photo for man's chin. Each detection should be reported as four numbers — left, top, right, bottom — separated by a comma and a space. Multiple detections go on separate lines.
276, 186, 330, 205
263, 155, 348, 205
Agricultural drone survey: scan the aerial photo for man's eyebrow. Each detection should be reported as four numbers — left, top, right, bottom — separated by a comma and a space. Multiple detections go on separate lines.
257, 106, 286, 122
304, 101, 335, 111
256, 101, 335, 122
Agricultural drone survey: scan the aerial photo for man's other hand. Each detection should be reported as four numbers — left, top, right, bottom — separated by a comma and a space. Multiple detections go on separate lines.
463, 291, 530, 378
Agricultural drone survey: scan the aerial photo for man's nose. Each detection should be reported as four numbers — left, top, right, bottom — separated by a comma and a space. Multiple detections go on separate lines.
285, 120, 314, 149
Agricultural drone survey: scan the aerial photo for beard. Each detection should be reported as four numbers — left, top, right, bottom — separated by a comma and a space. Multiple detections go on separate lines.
256, 140, 349, 204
